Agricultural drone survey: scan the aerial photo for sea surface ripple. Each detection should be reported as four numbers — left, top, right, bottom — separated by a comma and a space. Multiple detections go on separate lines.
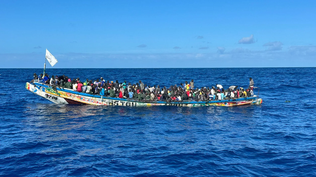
0, 68, 316, 176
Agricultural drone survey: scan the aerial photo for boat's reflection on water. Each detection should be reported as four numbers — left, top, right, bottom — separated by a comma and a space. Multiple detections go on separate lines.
24, 104, 257, 134
25, 103, 257, 120
22, 104, 258, 143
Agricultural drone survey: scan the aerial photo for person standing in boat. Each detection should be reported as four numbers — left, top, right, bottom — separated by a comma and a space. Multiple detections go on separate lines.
139, 80, 144, 91
190, 80, 194, 90
249, 77, 254, 89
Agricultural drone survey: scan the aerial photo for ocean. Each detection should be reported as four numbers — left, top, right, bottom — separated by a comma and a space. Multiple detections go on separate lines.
0, 68, 315, 176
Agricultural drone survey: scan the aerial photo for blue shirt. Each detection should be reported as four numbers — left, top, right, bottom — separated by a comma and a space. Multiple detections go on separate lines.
128, 92, 134, 98
42, 76, 49, 83
100, 88, 105, 96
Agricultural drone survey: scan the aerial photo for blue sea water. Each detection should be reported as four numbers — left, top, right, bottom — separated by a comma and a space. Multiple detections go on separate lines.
0, 68, 316, 176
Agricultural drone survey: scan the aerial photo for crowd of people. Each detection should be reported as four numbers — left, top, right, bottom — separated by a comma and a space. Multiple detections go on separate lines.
32, 73, 255, 102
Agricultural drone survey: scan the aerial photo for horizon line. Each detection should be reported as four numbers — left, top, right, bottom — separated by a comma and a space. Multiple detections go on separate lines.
0, 66, 315, 69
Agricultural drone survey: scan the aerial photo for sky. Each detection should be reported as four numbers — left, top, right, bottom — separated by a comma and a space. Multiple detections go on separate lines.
0, 0, 315, 68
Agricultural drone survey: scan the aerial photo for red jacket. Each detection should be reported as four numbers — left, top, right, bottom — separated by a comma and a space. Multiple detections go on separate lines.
77, 83, 83, 92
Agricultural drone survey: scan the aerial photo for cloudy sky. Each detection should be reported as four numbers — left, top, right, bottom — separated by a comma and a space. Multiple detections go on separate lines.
0, 0, 315, 68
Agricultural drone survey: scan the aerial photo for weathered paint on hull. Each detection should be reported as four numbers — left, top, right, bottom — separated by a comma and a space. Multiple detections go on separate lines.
26, 82, 263, 107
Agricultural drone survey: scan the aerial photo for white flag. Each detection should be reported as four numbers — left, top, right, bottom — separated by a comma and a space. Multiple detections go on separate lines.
45, 49, 58, 67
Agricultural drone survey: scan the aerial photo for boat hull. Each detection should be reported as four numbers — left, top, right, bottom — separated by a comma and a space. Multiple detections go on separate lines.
26, 82, 263, 107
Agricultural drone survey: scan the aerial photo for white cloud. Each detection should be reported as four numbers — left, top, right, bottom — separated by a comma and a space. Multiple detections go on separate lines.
238, 35, 255, 44
217, 47, 225, 54
196, 36, 204, 39
264, 41, 283, 51
288, 45, 316, 55
137, 44, 147, 48
231, 47, 251, 53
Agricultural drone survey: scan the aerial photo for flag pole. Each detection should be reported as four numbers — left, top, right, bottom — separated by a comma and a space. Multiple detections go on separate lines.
43, 50, 47, 78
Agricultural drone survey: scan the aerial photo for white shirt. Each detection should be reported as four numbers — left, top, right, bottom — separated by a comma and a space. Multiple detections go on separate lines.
217, 93, 222, 100
86, 85, 92, 93
211, 89, 215, 95
72, 83, 77, 91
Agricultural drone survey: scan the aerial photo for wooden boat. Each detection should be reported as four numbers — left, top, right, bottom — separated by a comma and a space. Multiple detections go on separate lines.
26, 82, 263, 107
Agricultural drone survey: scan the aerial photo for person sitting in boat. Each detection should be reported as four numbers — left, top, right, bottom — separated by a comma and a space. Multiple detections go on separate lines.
217, 90, 222, 100
118, 88, 123, 98
49, 75, 55, 86
176, 94, 182, 102
249, 88, 254, 96
122, 81, 127, 89
133, 89, 138, 100
241, 89, 246, 97
31, 73, 38, 83
86, 81, 92, 93
128, 89, 134, 99
225, 89, 231, 99
182, 90, 188, 101
63, 79, 71, 89
139, 90, 146, 101
157, 94, 161, 100
82, 81, 87, 93
144, 92, 150, 100
230, 89, 235, 99
95, 84, 101, 95
150, 92, 155, 101
77, 81, 83, 92
72, 79, 77, 91
90, 84, 96, 94
41, 74, 49, 84
38, 73, 43, 81
109, 86, 116, 97
246, 88, 252, 97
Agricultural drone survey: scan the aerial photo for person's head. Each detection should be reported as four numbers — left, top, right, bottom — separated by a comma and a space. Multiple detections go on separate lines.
191, 79, 194, 82
139, 80, 142, 83
249, 77, 252, 80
